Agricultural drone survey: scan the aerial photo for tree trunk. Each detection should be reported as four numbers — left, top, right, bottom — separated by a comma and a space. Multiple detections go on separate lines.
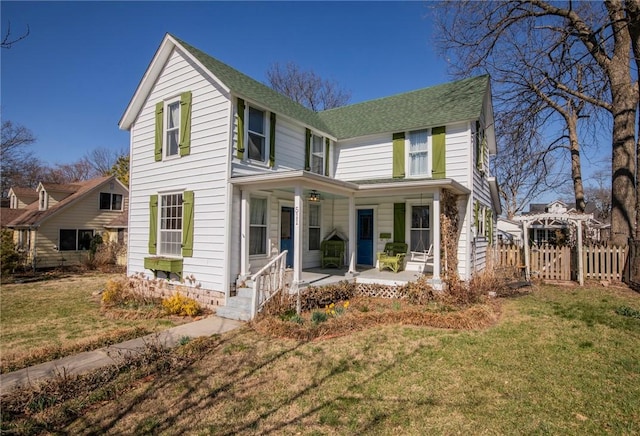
567, 108, 586, 213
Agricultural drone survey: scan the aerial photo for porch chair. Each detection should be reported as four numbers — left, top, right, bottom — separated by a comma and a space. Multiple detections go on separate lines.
377, 242, 408, 273
410, 244, 434, 265
321, 240, 345, 268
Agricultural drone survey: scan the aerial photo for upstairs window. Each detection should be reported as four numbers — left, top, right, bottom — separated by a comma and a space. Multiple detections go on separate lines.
100, 193, 123, 211
39, 191, 47, 210
248, 106, 266, 162
409, 130, 429, 176
310, 134, 324, 175
165, 99, 181, 157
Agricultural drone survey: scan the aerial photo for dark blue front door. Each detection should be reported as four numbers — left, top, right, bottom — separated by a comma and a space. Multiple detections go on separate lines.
280, 206, 294, 267
357, 209, 374, 265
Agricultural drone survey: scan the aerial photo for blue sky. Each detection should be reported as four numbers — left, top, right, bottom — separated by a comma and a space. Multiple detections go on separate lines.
1, 1, 445, 165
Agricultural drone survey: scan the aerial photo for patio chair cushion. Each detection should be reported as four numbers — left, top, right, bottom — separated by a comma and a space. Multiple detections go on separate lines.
377, 242, 408, 273
321, 240, 345, 268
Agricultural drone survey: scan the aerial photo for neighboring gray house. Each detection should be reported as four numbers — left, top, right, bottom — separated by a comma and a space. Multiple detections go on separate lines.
119, 34, 500, 306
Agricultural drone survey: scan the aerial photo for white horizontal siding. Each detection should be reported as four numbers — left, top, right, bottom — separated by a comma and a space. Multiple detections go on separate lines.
274, 118, 305, 171
127, 47, 231, 293
445, 122, 470, 186
334, 134, 392, 181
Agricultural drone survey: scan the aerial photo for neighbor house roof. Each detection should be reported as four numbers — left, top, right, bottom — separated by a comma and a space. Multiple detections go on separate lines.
8, 187, 38, 203
105, 211, 128, 229
1, 208, 30, 228
7, 176, 122, 228
121, 34, 491, 142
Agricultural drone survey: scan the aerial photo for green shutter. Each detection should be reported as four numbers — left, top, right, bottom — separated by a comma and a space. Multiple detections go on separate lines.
487, 209, 493, 242
325, 138, 330, 176
179, 91, 192, 157
237, 98, 245, 159
474, 200, 479, 231
432, 126, 446, 179
392, 132, 405, 178
149, 195, 158, 254
305, 128, 311, 171
182, 191, 194, 257
154, 102, 163, 162
269, 113, 276, 167
393, 203, 406, 243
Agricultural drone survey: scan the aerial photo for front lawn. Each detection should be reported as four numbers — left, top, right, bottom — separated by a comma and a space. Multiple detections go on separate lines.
4, 282, 638, 435
0, 272, 189, 373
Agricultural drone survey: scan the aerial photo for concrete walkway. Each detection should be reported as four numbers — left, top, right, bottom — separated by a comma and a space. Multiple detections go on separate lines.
0, 316, 244, 395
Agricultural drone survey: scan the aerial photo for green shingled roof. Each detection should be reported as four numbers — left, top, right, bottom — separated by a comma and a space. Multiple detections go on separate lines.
175, 37, 331, 134
174, 36, 488, 140
317, 75, 489, 139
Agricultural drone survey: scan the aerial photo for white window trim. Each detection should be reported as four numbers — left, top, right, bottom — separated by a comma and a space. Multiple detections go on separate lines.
405, 199, 433, 250
308, 202, 322, 251
157, 191, 184, 257
164, 96, 181, 160
406, 128, 432, 178
245, 104, 270, 166
249, 195, 270, 258
310, 133, 324, 175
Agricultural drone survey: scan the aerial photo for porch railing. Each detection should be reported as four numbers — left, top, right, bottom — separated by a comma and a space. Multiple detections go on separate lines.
249, 250, 288, 318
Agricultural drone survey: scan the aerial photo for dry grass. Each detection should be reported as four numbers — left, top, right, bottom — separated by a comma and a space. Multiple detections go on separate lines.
0, 272, 189, 373
3, 283, 639, 435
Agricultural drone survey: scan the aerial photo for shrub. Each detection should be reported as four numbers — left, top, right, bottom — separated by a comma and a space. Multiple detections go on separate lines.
1, 229, 20, 278
101, 278, 128, 307
162, 292, 201, 316
401, 275, 436, 305
298, 281, 355, 311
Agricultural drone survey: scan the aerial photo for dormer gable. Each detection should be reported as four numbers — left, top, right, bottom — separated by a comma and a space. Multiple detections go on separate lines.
7, 187, 38, 209
36, 182, 79, 210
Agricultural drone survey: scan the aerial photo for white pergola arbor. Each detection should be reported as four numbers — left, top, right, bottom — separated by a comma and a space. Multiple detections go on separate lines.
512, 213, 598, 286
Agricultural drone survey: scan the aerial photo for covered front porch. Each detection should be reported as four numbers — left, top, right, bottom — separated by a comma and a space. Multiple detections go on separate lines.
230, 170, 470, 294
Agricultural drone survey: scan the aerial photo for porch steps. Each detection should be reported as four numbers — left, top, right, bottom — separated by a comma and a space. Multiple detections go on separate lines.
216, 287, 253, 321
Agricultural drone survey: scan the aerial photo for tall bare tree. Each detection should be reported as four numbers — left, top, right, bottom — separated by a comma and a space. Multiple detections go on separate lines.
1, 120, 39, 195
267, 62, 351, 111
435, 1, 638, 246
84, 146, 125, 176
1, 21, 29, 49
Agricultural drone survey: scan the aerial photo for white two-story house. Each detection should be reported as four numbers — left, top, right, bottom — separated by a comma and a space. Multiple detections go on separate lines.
119, 34, 500, 311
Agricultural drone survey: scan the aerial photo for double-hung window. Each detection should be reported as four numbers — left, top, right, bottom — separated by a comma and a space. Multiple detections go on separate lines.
159, 193, 183, 256
310, 134, 324, 175
409, 130, 429, 176
308, 204, 321, 250
100, 193, 123, 211
250, 197, 267, 255
410, 205, 430, 252
248, 106, 266, 162
165, 99, 181, 157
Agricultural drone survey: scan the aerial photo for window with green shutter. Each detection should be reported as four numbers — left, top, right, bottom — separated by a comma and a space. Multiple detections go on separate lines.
154, 91, 192, 160
325, 138, 330, 176
305, 128, 311, 171
269, 113, 276, 167
182, 191, 194, 257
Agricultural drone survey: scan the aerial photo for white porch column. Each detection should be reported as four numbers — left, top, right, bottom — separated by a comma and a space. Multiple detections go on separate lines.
348, 194, 357, 273
432, 190, 441, 281
293, 185, 303, 285
240, 190, 249, 277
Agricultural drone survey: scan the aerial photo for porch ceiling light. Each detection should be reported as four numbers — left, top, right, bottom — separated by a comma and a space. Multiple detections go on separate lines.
309, 190, 321, 202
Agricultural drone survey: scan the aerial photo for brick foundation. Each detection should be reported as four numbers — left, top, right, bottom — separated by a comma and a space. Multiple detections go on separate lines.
127, 274, 225, 311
